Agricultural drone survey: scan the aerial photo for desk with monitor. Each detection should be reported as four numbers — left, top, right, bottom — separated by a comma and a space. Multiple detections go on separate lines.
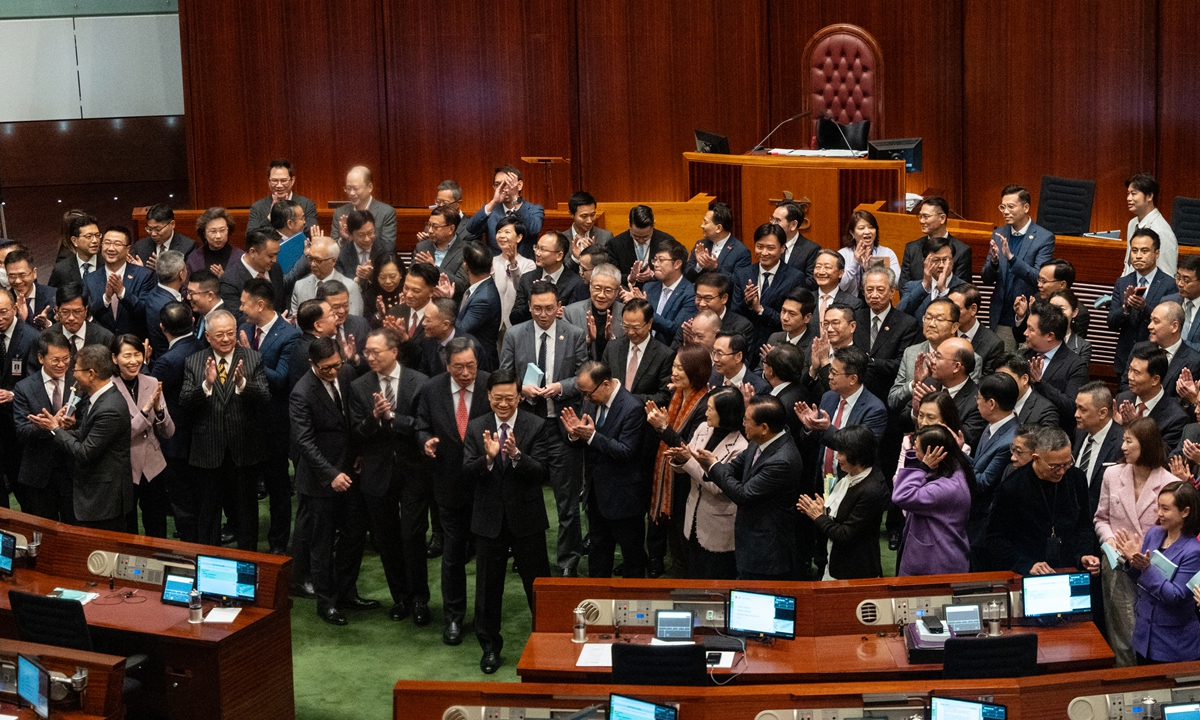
0, 508, 293, 720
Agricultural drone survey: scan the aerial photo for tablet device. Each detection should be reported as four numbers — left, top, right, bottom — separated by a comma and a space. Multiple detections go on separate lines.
609, 693, 678, 720
161, 571, 196, 607
18, 654, 49, 719
943, 603, 983, 634
654, 609, 694, 642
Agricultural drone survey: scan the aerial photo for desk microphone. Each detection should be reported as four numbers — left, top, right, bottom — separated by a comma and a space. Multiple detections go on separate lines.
824, 110, 857, 153
751, 111, 810, 152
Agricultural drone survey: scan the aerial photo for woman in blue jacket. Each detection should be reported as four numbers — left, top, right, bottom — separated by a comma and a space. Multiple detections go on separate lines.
1114, 481, 1200, 664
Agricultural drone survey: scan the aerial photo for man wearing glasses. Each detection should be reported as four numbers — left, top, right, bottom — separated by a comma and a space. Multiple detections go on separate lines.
563, 263, 625, 361
0, 291, 41, 509
897, 196, 972, 287
510, 230, 588, 327
291, 237, 362, 316
84, 226, 156, 338
132, 203, 195, 269
1113, 343, 1189, 455
48, 214, 103, 290
413, 206, 468, 299
889, 299, 982, 415
44, 284, 113, 365
981, 185, 1056, 352
3, 250, 55, 330
331, 166, 396, 249
247, 159, 318, 235
12, 332, 78, 522
911, 336, 987, 450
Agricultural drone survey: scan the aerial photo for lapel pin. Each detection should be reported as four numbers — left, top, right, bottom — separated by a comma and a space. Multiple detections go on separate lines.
558, 335, 564, 341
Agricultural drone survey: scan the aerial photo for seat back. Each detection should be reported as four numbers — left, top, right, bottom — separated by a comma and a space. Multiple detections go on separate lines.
942, 633, 1038, 679
1037, 175, 1095, 235
803, 24, 884, 147
8, 589, 94, 652
611, 642, 708, 686
1173, 196, 1200, 247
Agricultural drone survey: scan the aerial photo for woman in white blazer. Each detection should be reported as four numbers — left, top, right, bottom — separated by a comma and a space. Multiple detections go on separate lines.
1094, 417, 1173, 667
666, 387, 748, 579
112, 335, 175, 538
491, 219, 536, 331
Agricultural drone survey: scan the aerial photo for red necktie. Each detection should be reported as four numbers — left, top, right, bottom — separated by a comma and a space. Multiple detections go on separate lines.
822, 398, 847, 476
409, 313, 418, 335
456, 389, 469, 440
252, 327, 262, 350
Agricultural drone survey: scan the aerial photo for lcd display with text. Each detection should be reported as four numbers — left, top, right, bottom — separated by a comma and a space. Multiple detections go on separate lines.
1164, 702, 1200, 720
0, 530, 16, 575
1022, 572, 1091, 618
654, 610, 693, 641
727, 590, 796, 640
18, 654, 49, 719
609, 693, 678, 720
195, 555, 257, 603
930, 696, 1007, 720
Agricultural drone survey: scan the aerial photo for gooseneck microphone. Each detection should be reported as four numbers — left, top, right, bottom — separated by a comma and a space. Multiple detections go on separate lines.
752, 111, 811, 152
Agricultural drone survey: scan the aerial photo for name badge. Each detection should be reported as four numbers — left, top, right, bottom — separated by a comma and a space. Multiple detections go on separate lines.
10, 358, 23, 377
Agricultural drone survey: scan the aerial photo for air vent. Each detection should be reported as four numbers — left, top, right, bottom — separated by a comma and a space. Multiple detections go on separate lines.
1066, 697, 1101, 720
754, 711, 788, 720
857, 600, 879, 624
442, 707, 470, 720
87, 550, 118, 576
578, 599, 602, 623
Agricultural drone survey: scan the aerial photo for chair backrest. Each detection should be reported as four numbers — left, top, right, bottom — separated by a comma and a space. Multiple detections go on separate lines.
611, 642, 708, 686
942, 633, 1038, 679
8, 589, 94, 652
1173, 196, 1200, 247
803, 24, 884, 147
1037, 176, 1095, 236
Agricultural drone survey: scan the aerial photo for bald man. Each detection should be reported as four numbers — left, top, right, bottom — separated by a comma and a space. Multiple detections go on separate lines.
331, 165, 397, 250
913, 336, 988, 450
1145, 300, 1200, 399
291, 237, 363, 316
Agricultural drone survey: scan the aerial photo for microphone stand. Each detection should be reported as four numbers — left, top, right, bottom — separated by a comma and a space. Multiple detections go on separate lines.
751, 111, 811, 152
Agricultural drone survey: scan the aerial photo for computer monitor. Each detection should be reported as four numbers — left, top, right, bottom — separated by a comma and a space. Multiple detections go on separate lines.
930, 696, 1007, 720
195, 555, 257, 604
868, 137, 923, 172
609, 693, 678, 720
726, 589, 796, 640
0, 530, 16, 576
654, 610, 694, 642
942, 603, 983, 634
1022, 572, 1092, 618
1164, 702, 1200, 720
694, 129, 730, 155
18, 654, 50, 719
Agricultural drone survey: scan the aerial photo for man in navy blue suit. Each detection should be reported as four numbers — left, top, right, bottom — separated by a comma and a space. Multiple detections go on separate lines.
239, 278, 302, 553
510, 231, 588, 327
561, 361, 647, 578
629, 241, 695, 343
1163, 254, 1200, 351
733, 224, 803, 351
771, 201, 821, 290
1109, 228, 1178, 382
684, 201, 751, 283
796, 346, 888, 484
972, 373, 1019, 496
456, 243, 501, 369
3, 250, 55, 330
467, 165, 544, 256
709, 332, 771, 395
897, 236, 967, 320
1, 291, 42, 509
980, 185, 1055, 347
85, 225, 156, 338
143, 250, 187, 358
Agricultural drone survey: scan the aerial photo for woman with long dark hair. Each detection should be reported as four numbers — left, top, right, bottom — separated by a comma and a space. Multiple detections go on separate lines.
892, 424, 976, 575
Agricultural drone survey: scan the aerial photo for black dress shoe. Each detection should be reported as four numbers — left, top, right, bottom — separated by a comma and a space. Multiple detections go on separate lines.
412, 600, 431, 626
647, 558, 665, 578
888, 530, 902, 551
388, 602, 410, 622
426, 532, 444, 559
342, 595, 380, 611
319, 607, 348, 626
559, 563, 578, 578
256, 481, 268, 501
220, 530, 236, 546
480, 651, 500, 674
292, 581, 316, 600
443, 620, 463, 646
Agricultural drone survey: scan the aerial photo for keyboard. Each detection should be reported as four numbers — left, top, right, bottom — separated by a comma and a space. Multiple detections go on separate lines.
701, 635, 744, 651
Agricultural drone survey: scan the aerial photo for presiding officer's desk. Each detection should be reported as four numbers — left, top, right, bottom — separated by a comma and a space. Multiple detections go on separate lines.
398, 661, 1200, 720
518, 574, 1114, 683
0, 638, 126, 720
0, 509, 294, 720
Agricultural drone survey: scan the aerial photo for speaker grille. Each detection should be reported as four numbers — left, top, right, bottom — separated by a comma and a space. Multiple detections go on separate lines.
578, 599, 602, 624
857, 600, 879, 624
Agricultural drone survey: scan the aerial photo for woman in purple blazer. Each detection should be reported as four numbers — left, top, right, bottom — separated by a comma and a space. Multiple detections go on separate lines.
892, 424, 975, 576
112, 334, 175, 538
1115, 481, 1200, 664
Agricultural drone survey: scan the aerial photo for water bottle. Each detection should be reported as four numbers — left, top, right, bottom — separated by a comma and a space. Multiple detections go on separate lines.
188, 587, 203, 624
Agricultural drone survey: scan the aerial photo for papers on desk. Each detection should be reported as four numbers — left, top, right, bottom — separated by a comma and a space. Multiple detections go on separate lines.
52, 588, 99, 604
767, 148, 867, 158
1151, 550, 1178, 581
522, 363, 545, 389
575, 643, 612, 667
1101, 542, 1121, 570
204, 607, 242, 623
708, 651, 735, 669
0, 713, 19, 720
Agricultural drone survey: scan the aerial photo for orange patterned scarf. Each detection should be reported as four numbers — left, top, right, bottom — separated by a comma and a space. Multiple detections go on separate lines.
650, 389, 703, 521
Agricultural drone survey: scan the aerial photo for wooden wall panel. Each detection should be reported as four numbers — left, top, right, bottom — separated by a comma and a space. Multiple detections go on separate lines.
575, 0, 767, 206
1157, 0, 1200, 216
766, 1, 964, 214
963, 0, 1157, 234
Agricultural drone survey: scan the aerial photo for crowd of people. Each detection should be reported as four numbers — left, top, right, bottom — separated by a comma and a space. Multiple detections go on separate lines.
2, 161, 1200, 671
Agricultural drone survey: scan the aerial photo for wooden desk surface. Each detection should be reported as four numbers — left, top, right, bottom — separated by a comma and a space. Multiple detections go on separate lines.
0, 639, 124, 720
516, 624, 1113, 684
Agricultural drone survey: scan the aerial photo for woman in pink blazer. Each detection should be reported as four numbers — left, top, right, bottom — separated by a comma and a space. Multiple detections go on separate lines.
112, 335, 175, 538
1094, 417, 1172, 666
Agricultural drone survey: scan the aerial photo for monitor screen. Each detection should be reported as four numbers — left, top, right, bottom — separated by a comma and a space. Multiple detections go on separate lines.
1022, 572, 1092, 618
0, 531, 15, 575
195, 555, 257, 603
609, 693, 678, 720
161, 572, 195, 606
943, 604, 983, 634
727, 589, 796, 640
930, 696, 1007, 720
654, 610, 693, 641
18, 655, 49, 719
1164, 702, 1200, 720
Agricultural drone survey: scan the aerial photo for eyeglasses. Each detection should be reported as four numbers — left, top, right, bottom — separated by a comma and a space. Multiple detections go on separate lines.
145, 222, 172, 234
1043, 459, 1074, 472
76, 232, 102, 241
315, 359, 343, 372
101, 240, 128, 249
924, 315, 951, 324
424, 223, 450, 231
694, 293, 722, 303
710, 349, 735, 359
998, 203, 1024, 212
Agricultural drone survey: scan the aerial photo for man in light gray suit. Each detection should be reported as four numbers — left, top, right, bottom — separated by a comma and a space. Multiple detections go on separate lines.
563, 263, 625, 361
412, 206, 468, 298
331, 165, 397, 249
291, 237, 363, 316
499, 279, 589, 576
563, 192, 614, 274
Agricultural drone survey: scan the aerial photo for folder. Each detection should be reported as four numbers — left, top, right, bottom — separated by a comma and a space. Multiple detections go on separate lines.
1150, 550, 1178, 581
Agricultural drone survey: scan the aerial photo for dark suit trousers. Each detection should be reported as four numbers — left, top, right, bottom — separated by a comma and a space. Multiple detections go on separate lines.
23, 472, 76, 525
126, 473, 169, 538
646, 472, 690, 573
437, 502, 472, 624
586, 487, 647, 578
78, 517, 125, 532
165, 457, 199, 543
293, 487, 368, 611
0, 432, 19, 510
546, 422, 584, 570
198, 454, 258, 550
399, 471, 433, 604
474, 521, 549, 655
261, 431, 293, 552
362, 477, 409, 605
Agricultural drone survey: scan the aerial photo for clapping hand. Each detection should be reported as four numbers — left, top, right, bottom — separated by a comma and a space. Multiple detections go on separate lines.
694, 244, 718, 270
619, 283, 646, 304
809, 335, 830, 375
1028, 353, 1045, 382
204, 356, 218, 387
481, 429, 501, 460
796, 493, 826, 520
758, 342, 775, 361
794, 401, 830, 431
231, 359, 245, 386
1115, 528, 1150, 570
1178, 368, 1199, 404
371, 391, 392, 420
586, 313, 598, 343
629, 259, 654, 284
1013, 294, 1030, 323
1170, 455, 1193, 482
141, 382, 163, 416
237, 330, 251, 348
1123, 284, 1146, 311
693, 447, 717, 470
560, 407, 583, 435
432, 273, 455, 298
414, 250, 435, 266
744, 279, 761, 312
663, 445, 692, 464
913, 352, 931, 385
1115, 399, 1140, 425
645, 401, 668, 431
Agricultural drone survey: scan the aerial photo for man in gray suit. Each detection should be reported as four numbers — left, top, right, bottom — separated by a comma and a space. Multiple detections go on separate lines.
178, 310, 271, 549
247, 159, 319, 234
889, 299, 982, 414
563, 263, 625, 361
499, 279, 589, 576
331, 165, 397, 249
28, 345, 131, 531
563, 192, 613, 274
412, 206, 468, 298
291, 237, 363, 316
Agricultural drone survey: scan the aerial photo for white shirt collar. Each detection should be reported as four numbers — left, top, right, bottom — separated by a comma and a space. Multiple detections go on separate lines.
987, 413, 1016, 436
1166, 337, 1183, 361
241, 256, 262, 278
1140, 387, 1165, 413
258, 313, 279, 336
543, 265, 565, 283
630, 335, 651, 357
90, 381, 114, 401
107, 261, 127, 277
599, 380, 621, 410
758, 430, 785, 453
1090, 419, 1114, 445
378, 363, 401, 384
1014, 387, 1032, 416
770, 380, 792, 396
842, 384, 865, 407
158, 284, 183, 301
960, 319, 980, 340
726, 365, 747, 386
711, 234, 731, 253
662, 275, 683, 293
494, 409, 518, 428
1137, 267, 1158, 286
1012, 219, 1033, 235
870, 306, 891, 324
452, 376, 472, 395
945, 378, 969, 397
467, 277, 488, 295
1136, 208, 1164, 228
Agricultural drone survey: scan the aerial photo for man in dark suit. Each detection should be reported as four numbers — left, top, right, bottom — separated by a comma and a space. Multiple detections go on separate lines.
972, 373, 1020, 497
143, 250, 187, 358
44, 284, 114, 367
316, 280, 371, 376
771, 201, 821, 290
709, 332, 771, 395
12, 332, 78, 522
286, 299, 338, 390
980, 185, 1056, 346
418, 297, 482, 377
178, 310, 271, 549
1074, 381, 1124, 514
797, 346, 888, 479
913, 337, 987, 449
853, 267, 920, 403
0, 291, 40, 508
1026, 300, 1090, 436
47, 214, 102, 290
562, 361, 647, 578
456, 242, 502, 369
563, 192, 614, 272
897, 197, 973, 287
3, 250, 55, 330
412, 206, 468, 298
732, 224, 804, 352
1165, 254, 1200, 351
219, 230, 286, 324
330, 166, 397, 251
801, 304, 861, 399
348, 328, 431, 625
510, 231, 588, 327
462, 367, 553, 674
150, 301, 205, 543
132, 203, 196, 267
1014, 259, 1092, 341
391, 262, 438, 370
766, 288, 816, 359
1116, 343, 1190, 455
897, 236, 968, 320
602, 298, 673, 408
949, 284, 1006, 376
466, 165, 544, 256
290, 337, 372, 626
812, 250, 865, 333
238, 278, 302, 554
697, 395, 802, 580
246, 159, 319, 234
84, 226, 156, 338
415, 338, 491, 645
1109, 228, 1177, 381
674, 271, 754, 354
28, 344, 131, 530
684, 201, 751, 283
186, 269, 225, 344
1145, 300, 1200, 398
636, 241, 696, 344
607, 205, 677, 285
761, 343, 815, 577
998, 353, 1059, 428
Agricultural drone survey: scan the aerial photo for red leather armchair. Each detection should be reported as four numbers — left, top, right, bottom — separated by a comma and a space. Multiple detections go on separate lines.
803, 23, 884, 147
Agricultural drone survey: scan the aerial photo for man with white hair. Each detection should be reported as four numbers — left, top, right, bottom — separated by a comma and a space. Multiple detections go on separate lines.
292, 236, 363, 316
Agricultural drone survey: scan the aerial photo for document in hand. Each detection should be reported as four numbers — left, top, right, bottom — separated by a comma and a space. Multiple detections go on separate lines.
523, 363, 546, 389
1150, 550, 1178, 581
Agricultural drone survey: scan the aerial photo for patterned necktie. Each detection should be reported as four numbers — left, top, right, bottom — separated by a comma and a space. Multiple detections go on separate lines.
217, 357, 228, 384
81, 262, 92, 278
456, 389, 469, 440
626, 344, 639, 388
761, 271, 773, 291
51, 378, 62, 412
1139, 276, 1149, 289
381, 376, 395, 410
408, 312, 418, 335
656, 287, 672, 315
498, 422, 510, 465
871, 317, 881, 347
822, 399, 847, 476
1078, 436, 1093, 476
